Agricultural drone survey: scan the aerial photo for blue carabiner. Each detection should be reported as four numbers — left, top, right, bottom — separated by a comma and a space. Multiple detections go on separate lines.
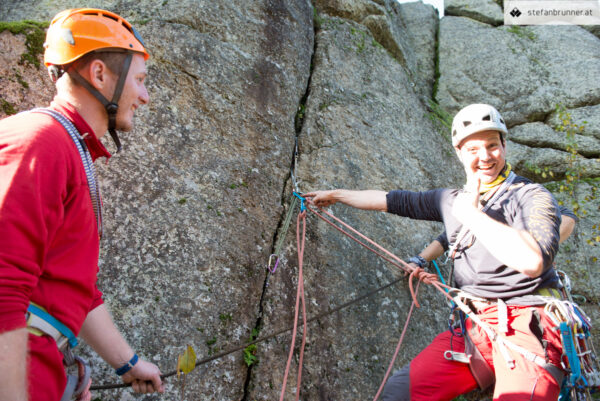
293, 192, 306, 212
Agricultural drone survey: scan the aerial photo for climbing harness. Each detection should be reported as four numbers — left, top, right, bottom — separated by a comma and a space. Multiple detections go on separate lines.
31, 108, 103, 238
26, 303, 91, 401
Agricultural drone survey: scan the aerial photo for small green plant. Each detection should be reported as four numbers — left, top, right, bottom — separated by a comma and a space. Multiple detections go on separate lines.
524, 162, 554, 180
548, 104, 599, 247
350, 27, 367, 53
14, 70, 29, 89
313, 7, 324, 30
552, 104, 587, 216
507, 25, 537, 41
243, 344, 258, 367
427, 100, 453, 142
1, 99, 17, 116
219, 313, 232, 322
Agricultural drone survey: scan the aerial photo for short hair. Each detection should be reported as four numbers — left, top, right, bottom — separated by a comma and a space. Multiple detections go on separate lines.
72, 50, 130, 76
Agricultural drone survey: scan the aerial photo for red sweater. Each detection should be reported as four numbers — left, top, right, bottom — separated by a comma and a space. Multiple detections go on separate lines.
0, 98, 110, 335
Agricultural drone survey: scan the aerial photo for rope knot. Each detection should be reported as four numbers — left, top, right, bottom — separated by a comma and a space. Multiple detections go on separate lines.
408, 267, 439, 308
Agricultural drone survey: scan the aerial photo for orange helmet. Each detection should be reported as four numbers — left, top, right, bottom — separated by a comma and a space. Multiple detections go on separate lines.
44, 8, 149, 67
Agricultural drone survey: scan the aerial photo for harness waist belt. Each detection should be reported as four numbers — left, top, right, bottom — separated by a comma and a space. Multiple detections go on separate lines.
26, 303, 78, 351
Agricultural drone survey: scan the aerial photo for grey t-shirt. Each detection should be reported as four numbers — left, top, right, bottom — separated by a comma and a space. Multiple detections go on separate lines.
386, 175, 561, 302
435, 205, 576, 250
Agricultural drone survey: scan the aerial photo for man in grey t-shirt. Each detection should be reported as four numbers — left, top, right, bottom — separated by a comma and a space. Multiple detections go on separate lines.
305, 104, 565, 401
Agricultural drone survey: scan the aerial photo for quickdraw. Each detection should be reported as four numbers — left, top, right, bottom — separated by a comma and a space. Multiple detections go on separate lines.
548, 270, 600, 401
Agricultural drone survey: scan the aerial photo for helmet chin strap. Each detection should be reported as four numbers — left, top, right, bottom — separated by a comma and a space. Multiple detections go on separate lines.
65, 53, 133, 152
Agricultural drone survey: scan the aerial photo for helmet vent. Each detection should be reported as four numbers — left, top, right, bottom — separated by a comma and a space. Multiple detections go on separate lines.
103, 13, 119, 23
482, 114, 491, 121
463, 121, 471, 127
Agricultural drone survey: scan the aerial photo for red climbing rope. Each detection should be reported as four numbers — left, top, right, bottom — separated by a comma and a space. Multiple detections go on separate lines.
278, 198, 453, 400
279, 210, 308, 401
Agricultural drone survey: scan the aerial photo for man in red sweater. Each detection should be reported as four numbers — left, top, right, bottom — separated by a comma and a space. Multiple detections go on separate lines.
0, 9, 164, 400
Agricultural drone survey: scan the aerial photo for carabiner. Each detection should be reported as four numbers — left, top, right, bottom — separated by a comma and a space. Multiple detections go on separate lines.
293, 191, 306, 212
444, 350, 470, 364
268, 254, 280, 274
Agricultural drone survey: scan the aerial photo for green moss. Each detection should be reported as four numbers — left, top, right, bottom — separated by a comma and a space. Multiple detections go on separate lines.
14, 70, 29, 89
1, 99, 17, 116
506, 25, 537, 41
0, 20, 49, 68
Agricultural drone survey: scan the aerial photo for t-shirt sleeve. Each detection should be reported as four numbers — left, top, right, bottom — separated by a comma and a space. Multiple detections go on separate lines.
559, 205, 578, 222
516, 185, 561, 271
435, 231, 449, 251
386, 189, 445, 222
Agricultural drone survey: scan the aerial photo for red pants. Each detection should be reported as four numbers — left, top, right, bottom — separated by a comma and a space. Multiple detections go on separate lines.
410, 305, 563, 401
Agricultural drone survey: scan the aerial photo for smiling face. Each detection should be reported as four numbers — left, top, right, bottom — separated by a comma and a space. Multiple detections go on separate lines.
111, 53, 149, 132
456, 130, 506, 184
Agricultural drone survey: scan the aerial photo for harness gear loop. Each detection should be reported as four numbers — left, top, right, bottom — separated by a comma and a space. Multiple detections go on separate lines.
448, 290, 565, 384
61, 355, 91, 401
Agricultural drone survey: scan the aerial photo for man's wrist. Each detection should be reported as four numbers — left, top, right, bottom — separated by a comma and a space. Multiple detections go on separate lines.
408, 255, 427, 268
116, 353, 139, 376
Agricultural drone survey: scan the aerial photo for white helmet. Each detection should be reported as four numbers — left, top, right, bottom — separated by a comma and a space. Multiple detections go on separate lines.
451, 104, 508, 148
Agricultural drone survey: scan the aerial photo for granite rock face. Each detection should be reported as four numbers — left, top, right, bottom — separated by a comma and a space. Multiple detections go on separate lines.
1, 1, 599, 400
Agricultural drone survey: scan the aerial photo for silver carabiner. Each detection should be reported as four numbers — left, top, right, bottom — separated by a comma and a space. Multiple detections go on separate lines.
444, 350, 470, 364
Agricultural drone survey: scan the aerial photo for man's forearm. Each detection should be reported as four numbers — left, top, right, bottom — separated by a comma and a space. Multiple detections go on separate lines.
79, 304, 134, 369
0, 327, 28, 401
419, 240, 445, 262
461, 209, 544, 277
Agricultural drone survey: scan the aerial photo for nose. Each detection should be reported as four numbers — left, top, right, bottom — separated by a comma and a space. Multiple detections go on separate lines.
477, 147, 491, 160
139, 84, 149, 105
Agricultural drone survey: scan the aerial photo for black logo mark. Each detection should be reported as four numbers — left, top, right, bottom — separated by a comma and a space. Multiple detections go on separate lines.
510, 8, 522, 17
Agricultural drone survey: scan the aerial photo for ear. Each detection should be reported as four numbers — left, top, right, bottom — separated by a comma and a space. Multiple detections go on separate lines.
84, 59, 112, 91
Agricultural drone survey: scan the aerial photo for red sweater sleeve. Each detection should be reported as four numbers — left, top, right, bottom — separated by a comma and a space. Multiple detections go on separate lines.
0, 113, 71, 332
